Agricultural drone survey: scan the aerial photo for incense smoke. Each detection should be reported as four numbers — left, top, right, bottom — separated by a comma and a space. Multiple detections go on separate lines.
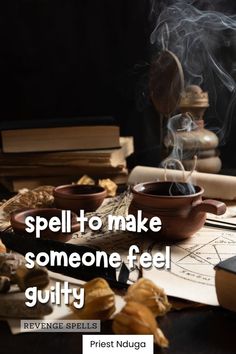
150, 0, 236, 142
161, 112, 197, 195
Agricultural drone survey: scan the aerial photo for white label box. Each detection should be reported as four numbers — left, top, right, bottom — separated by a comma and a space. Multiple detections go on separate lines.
83, 334, 153, 354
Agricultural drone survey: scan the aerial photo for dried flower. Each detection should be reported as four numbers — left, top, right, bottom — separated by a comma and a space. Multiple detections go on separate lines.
112, 301, 169, 348
77, 175, 95, 185
125, 278, 171, 316
71, 278, 116, 320
0, 186, 54, 230
98, 179, 117, 197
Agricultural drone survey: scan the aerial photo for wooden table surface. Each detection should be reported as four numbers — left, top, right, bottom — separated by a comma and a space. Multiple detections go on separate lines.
1, 306, 236, 354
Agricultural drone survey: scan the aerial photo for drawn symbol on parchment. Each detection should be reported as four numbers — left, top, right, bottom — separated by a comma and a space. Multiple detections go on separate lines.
175, 235, 236, 266
147, 233, 236, 285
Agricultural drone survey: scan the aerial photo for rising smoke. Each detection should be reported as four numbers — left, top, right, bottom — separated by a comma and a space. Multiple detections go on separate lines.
150, 0, 236, 142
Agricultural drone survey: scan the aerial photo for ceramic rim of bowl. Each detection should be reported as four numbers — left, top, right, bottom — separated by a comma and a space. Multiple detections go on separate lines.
53, 184, 106, 200
132, 181, 204, 199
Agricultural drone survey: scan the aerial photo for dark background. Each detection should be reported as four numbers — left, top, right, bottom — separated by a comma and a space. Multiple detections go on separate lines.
1, 0, 236, 168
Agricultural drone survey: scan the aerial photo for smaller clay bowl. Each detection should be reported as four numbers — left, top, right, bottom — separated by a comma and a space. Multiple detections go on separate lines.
10, 208, 80, 242
53, 184, 107, 214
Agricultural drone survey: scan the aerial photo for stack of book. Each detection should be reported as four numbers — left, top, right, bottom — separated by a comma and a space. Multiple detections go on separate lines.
0, 117, 133, 191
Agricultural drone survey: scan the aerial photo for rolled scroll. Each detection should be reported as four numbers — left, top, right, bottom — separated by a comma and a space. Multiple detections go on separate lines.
128, 166, 236, 200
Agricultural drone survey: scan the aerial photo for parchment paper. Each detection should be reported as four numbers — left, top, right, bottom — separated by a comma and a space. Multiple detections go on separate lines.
128, 166, 236, 200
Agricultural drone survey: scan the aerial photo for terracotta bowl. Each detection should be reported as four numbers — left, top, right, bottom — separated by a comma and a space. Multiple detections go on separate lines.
129, 181, 226, 241
10, 208, 80, 242
53, 184, 107, 214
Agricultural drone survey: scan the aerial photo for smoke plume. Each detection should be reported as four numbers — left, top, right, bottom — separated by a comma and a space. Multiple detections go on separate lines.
150, 0, 236, 142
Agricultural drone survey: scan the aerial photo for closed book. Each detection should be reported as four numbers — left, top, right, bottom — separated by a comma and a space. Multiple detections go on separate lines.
215, 256, 236, 312
0, 116, 116, 130
0, 172, 128, 192
0, 125, 120, 153
0, 137, 133, 168
0, 164, 126, 177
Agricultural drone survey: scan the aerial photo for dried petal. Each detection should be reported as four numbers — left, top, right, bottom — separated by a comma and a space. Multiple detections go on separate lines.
77, 175, 95, 185
98, 179, 117, 197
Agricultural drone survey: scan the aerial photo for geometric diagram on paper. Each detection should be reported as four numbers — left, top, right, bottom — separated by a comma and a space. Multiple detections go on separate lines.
148, 231, 236, 287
